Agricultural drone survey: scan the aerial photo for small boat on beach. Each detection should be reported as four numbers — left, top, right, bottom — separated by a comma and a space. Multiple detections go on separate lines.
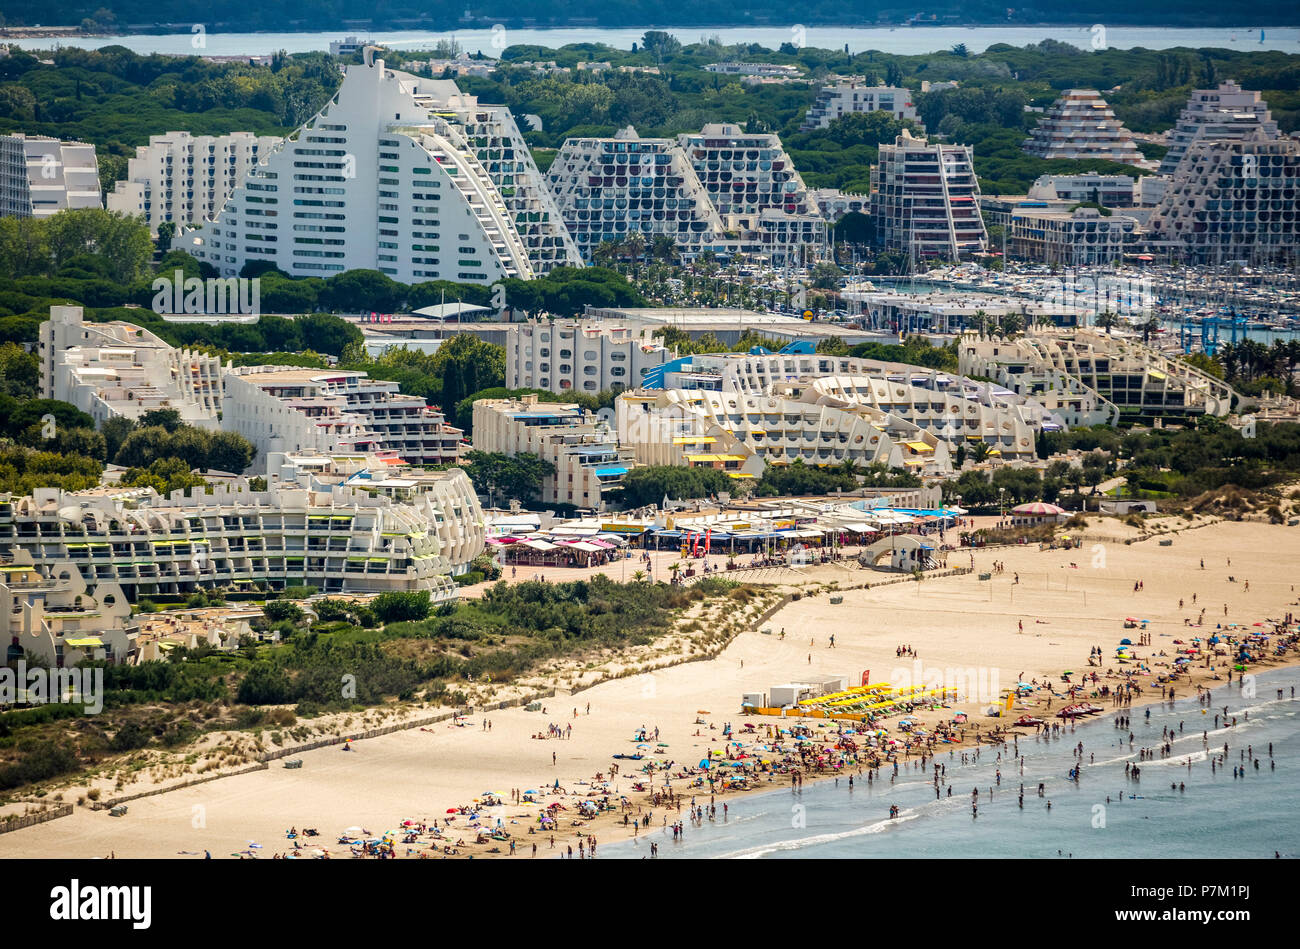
1014, 715, 1044, 727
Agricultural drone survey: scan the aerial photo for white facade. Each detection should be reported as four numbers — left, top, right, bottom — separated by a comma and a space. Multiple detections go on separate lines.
223, 365, 464, 472
1003, 206, 1140, 266
808, 188, 869, 222
107, 131, 280, 236
0, 479, 485, 599
176, 55, 535, 284
1023, 90, 1145, 165
1159, 81, 1280, 176
0, 133, 101, 218
872, 130, 987, 261
40, 305, 223, 428
505, 319, 671, 395
0, 550, 136, 667
801, 82, 917, 130
547, 126, 726, 261
1027, 174, 1137, 205
472, 395, 635, 509
959, 329, 1237, 422
616, 386, 951, 478
1147, 132, 1300, 265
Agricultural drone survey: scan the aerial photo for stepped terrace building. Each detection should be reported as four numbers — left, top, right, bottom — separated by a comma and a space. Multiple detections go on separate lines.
0, 550, 137, 667
176, 53, 536, 283
547, 126, 726, 262
1022, 90, 1144, 165
871, 130, 987, 261
0, 133, 101, 218
107, 131, 280, 236
958, 328, 1237, 423
223, 366, 464, 472
1001, 205, 1141, 266
616, 387, 952, 479
472, 395, 636, 510
0, 477, 485, 601
632, 350, 1053, 463
1159, 81, 1280, 176
1145, 132, 1300, 266
40, 305, 223, 428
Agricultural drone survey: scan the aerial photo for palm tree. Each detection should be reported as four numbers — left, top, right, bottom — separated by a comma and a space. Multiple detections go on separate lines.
971, 441, 992, 464
632, 569, 648, 584
1095, 310, 1120, 335
668, 561, 681, 581
1140, 316, 1161, 343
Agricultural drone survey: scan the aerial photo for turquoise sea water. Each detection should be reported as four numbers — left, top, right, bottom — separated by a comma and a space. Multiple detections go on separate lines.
607, 667, 1300, 858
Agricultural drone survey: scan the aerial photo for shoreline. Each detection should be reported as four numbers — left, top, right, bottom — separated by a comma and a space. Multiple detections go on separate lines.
1, 517, 1298, 859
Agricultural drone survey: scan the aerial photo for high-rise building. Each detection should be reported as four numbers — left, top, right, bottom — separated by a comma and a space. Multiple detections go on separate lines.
386, 76, 580, 273
1146, 131, 1300, 265
871, 130, 987, 261
801, 82, 917, 130
175, 53, 538, 284
1023, 90, 1145, 165
106, 131, 280, 236
547, 126, 726, 262
1159, 80, 1280, 176
0, 133, 101, 218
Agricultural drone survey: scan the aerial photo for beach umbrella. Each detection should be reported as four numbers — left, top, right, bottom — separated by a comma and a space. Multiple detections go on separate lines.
1120, 638, 1132, 645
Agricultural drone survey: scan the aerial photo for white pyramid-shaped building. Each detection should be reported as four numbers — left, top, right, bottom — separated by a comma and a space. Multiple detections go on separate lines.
1023, 90, 1145, 165
176, 53, 553, 284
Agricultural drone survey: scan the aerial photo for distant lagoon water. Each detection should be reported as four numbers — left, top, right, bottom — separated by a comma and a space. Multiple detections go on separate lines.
606, 666, 1300, 859
13, 25, 1300, 58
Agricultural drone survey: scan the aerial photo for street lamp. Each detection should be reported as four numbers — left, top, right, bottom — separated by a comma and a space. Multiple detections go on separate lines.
998, 487, 1006, 525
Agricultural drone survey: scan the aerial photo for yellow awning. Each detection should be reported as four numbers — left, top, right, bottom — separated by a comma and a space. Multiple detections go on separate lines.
716, 454, 747, 461
905, 441, 934, 453
727, 472, 755, 479
64, 637, 104, 647
685, 453, 720, 462
673, 435, 716, 445
1148, 369, 1167, 380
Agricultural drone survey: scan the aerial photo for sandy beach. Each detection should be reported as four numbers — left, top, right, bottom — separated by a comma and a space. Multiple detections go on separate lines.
2, 515, 1298, 859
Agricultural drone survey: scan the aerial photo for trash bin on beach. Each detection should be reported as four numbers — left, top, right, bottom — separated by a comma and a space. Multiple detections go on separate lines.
109, 805, 128, 817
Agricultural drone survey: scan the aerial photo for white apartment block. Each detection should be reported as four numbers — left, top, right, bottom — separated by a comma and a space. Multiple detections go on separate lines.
0, 478, 485, 600
107, 131, 280, 236
505, 319, 671, 395
223, 365, 464, 473
808, 188, 869, 222
1159, 81, 1280, 176
1146, 132, 1300, 266
616, 387, 951, 479
176, 54, 536, 284
1023, 90, 1145, 165
0, 133, 101, 218
871, 130, 987, 261
656, 350, 1053, 462
677, 123, 827, 261
547, 126, 726, 262
959, 329, 1237, 422
1003, 206, 1140, 266
956, 334, 1119, 428
0, 550, 136, 667
415, 79, 582, 273
801, 82, 917, 130
40, 305, 222, 428
1027, 174, 1137, 206
472, 395, 636, 509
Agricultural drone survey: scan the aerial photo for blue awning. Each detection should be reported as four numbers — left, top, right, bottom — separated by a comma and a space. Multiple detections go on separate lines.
594, 466, 628, 477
